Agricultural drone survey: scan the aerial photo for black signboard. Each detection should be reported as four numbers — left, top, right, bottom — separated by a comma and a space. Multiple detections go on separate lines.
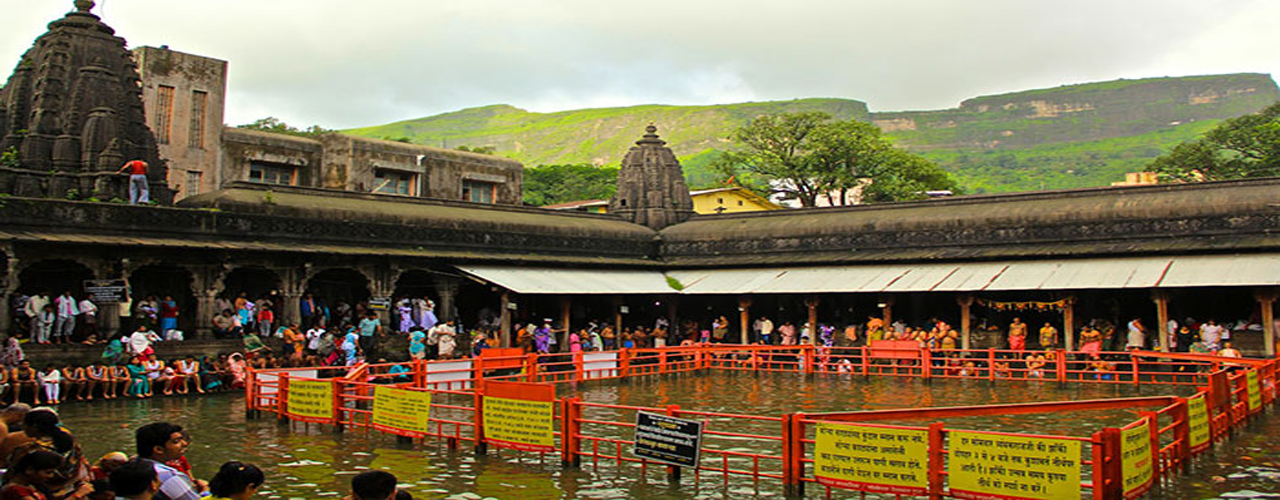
633, 411, 704, 468
83, 279, 128, 304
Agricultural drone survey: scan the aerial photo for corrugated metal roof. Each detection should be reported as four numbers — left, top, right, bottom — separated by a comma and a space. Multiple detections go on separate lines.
665, 254, 1280, 295
1160, 254, 1280, 287
455, 266, 675, 295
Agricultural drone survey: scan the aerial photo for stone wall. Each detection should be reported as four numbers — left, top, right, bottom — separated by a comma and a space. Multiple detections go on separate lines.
133, 46, 228, 201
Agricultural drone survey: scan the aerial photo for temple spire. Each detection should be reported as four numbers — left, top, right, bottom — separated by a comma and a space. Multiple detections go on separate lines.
74, 0, 95, 13
608, 125, 695, 229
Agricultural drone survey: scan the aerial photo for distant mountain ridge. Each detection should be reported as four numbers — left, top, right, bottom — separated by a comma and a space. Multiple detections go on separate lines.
344, 73, 1278, 193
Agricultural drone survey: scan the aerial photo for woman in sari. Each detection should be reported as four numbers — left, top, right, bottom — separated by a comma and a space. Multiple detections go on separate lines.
8, 409, 90, 498
99, 334, 125, 366
124, 357, 150, 398
227, 353, 249, 389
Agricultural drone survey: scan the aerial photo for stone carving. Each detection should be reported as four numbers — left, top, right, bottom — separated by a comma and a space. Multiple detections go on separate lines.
0, 1, 171, 203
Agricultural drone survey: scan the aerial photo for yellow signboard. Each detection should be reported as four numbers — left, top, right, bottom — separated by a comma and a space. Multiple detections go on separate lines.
813, 423, 929, 495
372, 386, 433, 436
1187, 394, 1210, 452
1246, 370, 1262, 413
948, 430, 1081, 500
484, 396, 555, 452
1120, 419, 1153, 499
286, 379, 334, 423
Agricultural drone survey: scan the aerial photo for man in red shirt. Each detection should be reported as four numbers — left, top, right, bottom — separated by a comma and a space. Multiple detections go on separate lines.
116, 159, 149, 204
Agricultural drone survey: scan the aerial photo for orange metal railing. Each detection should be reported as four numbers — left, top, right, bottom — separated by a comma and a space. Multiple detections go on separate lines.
245, 344, 1277, 499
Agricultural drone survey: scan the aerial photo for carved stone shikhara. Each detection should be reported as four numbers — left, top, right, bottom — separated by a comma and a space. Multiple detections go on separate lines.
0, 1, 172, 203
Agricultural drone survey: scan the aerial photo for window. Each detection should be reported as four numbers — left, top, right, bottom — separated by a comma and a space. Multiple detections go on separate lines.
155, 85, 175, 144
738, 200, 744, 206
248, 162, 297, 185
188, 90, 207, 149
462, 179, 496, 204
184, 170, 202, 195
373, 169, 416, 196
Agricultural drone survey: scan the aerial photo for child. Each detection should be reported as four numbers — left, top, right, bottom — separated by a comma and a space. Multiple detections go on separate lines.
208, 461, 265, 500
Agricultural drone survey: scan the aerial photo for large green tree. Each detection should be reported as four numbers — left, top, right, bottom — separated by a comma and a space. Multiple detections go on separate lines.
712, 112, 957, 206
1151, 101, 1280, 182
522, 164, 619, 206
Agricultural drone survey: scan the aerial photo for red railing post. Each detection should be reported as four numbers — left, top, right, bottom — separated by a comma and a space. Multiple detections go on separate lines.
1130, 353, 1141, 386
665, 404, 683, 483
561, 397, 581, 467
1102, 427, 1123, 500
860, 346, 870, 376
620, 349, 631, 377
987, 349, 996, 381
525, 353, 538, 383
1055, 349, 1067, 383
332, 379, 344, 432
277, 372, 290, 421
783, 412, 805, 499
927, 422, 945, 500
474, 386, 487, 455
574, 352, 584, 382
1173, 397, 1191, 469
922, 348, 933, 380
660, 351, 669, 373
803, 345, 815, 374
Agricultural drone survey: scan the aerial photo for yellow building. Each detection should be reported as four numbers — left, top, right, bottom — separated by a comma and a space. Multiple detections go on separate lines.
544, 187, 782, 215
689, 187, 783, 214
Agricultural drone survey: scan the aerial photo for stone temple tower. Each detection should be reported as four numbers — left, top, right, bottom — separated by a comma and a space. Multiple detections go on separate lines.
609, 125, 695, 229
0, 0, 172, 203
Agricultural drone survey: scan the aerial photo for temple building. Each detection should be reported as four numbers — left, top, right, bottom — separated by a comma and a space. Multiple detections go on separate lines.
0, 0, 172, 203
0, 1, 1278, 359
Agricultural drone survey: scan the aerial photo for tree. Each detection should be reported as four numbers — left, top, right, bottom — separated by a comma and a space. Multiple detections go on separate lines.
712, 112, 957, 206
522, 164, 619, 206
1151, 101, 1280, 182
238, 117, 333, 137
455, 145, 496, 155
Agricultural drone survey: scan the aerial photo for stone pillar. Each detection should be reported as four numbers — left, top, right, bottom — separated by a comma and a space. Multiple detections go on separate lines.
433, 277, 459, 323
194, 289, 217, 339
1063, 296, 1076, 351
805, 295, 819, 346
499, 291, 512, 347
957, 294, 974, 350
190, 263, 228, 340
560, 296, 572, 346
667, 298, 678, 341
738, 297, 752, 344
1256, 288, 1277, 357
1152, 290, 1170, 352
0, 245, 16, 337
613, 296, 623, 334
371, 276, 395, 327
881, 295, 895, 327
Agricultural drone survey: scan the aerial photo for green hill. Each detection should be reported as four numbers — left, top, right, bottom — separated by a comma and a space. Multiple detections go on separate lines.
344, 73, 1279, 193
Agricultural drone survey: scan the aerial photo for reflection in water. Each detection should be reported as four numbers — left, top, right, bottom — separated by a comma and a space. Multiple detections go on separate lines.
53, 371, 1221, 498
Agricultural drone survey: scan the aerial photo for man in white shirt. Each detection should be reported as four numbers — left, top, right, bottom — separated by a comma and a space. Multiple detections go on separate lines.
759, 317, 775, 345
53, 290, 80, 344
23, 291, 49, 340
78, 296, 99, 340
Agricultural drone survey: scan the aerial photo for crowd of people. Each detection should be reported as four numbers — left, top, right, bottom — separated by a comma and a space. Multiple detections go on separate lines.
0, 405, 414, 499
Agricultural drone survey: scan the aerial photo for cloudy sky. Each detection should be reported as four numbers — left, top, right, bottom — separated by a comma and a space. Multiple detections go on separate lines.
3, 0, 1278, 129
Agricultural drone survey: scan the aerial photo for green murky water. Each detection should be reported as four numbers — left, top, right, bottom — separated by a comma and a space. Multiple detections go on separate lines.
50, 371, 1269, 499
